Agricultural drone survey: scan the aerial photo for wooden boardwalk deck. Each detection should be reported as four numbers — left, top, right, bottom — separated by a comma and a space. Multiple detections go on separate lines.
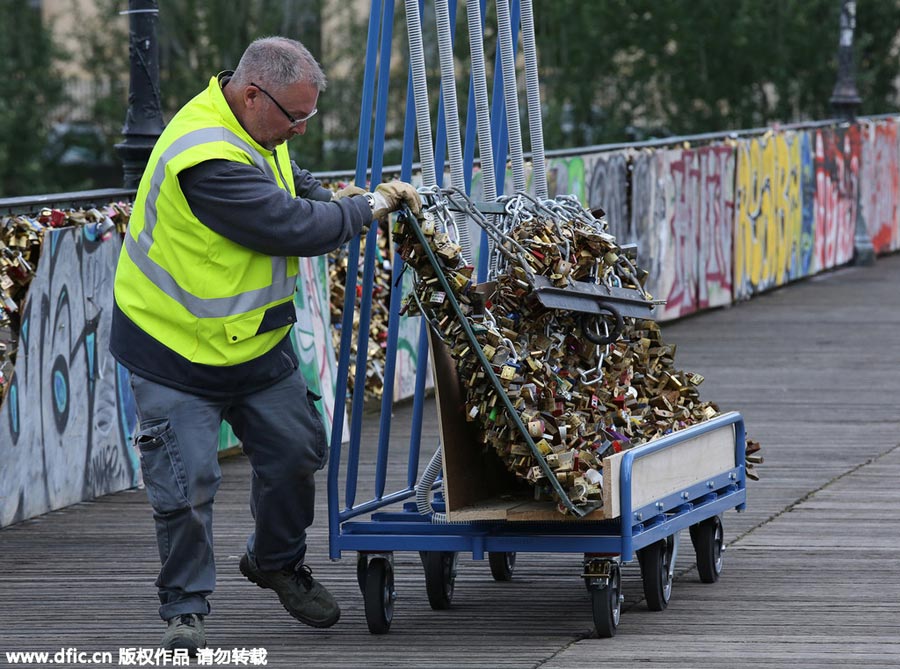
3, 255, 900, 668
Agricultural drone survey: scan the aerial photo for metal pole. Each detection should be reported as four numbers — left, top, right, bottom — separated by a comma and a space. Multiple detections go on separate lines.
114, 0, 164, 189
829, 0, 874, 265
829, 0, 861, 119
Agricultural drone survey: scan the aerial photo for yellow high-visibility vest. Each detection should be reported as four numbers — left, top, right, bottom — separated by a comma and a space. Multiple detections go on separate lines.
114, 74, 299, 366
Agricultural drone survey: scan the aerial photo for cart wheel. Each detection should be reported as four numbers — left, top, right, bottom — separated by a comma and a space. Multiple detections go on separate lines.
589, 562, 621, 638
422, 551, 458, 610
488, 552, 516, 581
690, 515, 724, 583
638, 535, 675, 611
356, 553, 368, 595
364, 557, 395, 634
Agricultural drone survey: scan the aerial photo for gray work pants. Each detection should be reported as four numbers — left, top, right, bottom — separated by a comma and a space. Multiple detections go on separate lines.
130, 368, 328, 620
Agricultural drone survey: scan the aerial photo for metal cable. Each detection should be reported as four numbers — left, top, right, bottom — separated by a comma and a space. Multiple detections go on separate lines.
519, 0, 547, 198
496, 0, 526, 193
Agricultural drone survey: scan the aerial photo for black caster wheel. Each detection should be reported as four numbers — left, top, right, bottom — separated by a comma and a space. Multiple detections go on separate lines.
638, 534, 676, 611
422, 551, 458, 610
488, 551, 516, 581
589, 561, 622, 638
364, 557, 395, 634
690, 515, 724, 583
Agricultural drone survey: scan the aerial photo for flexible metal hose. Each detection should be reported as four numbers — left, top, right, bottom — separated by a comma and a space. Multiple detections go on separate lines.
466, 0, 497, 202
405, 0, 437, 188
416, 446, 448, 523
520, 0, 547, 198
496, 0, 526, 193
434, 0, 473, 259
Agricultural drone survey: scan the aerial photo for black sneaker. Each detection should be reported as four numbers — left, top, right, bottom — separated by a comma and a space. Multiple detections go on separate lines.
239, 554, 341, 628
161, 613, 206, 656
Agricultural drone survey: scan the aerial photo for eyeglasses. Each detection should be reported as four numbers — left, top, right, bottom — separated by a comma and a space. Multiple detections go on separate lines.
250, 82, 318, 127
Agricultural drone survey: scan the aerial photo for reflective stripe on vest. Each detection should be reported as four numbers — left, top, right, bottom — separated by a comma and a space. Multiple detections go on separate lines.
125, 127, 294, 319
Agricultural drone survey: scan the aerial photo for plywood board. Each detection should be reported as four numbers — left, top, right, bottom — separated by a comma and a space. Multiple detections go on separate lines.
428, 330, 521, 515
602, 424, 736, 519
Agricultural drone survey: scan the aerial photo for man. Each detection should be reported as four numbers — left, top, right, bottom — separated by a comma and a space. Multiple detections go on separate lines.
110, 36, 420, 654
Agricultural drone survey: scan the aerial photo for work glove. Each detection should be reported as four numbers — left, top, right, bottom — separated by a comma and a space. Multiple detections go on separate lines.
371, 181, 422, 220
332, 184, 367, 201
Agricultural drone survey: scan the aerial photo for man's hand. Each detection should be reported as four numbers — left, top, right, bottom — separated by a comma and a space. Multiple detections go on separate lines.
371, 181, 422, 220
332, 184, 367, 201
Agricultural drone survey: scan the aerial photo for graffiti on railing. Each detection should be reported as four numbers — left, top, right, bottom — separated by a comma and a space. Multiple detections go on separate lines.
3, 115, 899, 527
0, 228, 137, 527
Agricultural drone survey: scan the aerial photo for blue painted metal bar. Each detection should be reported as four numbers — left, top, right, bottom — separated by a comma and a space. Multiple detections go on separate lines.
349, 0, 394, 507
406, 317, 431, 488
372, 0, 398, 500
339, 487, 418, 522
329, 0, 384, 558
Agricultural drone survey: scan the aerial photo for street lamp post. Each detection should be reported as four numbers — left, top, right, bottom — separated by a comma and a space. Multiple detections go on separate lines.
829, 0, 874, 266
829, 0, 862, 119
114, 0, 164, 190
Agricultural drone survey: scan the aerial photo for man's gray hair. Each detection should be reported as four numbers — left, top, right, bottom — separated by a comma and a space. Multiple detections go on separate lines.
231, 36, 327, 92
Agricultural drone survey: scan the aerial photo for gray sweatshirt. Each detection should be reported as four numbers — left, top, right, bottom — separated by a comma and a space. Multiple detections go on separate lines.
110, 157, 372, 397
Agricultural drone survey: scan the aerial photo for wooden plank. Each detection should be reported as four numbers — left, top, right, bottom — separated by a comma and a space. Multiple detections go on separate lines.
428, 329, 521, 515
603, 423, 736, 518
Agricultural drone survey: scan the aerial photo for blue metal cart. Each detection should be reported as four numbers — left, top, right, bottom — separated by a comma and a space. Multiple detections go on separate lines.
328, 398, 746, 637
327, 0, 748, 638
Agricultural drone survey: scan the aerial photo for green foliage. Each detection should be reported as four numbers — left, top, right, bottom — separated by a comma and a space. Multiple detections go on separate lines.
11, 0, 899, 196
0, 0, 67, 197
533, 0, 900, 149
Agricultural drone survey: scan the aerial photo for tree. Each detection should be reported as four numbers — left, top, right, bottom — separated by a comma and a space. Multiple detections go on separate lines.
0, 0, 67, 197
533, 0, 900, 149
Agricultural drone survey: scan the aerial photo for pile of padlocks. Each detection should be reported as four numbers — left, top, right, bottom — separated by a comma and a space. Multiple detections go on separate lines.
393, 189, 751, 514
0, 204, 130, 400
328, 219, 393, 402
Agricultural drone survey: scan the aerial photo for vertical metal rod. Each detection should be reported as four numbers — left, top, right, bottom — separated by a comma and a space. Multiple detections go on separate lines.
407, 318, 431, 488
373, 0, 398, 500
330, 0, 384, 524
401, 0, 429, 493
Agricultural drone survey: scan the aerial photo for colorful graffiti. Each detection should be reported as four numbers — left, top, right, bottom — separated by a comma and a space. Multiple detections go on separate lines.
585, 152, 630, 240
294, 255, 345, 443
655, 148, 701, 319
546, 155, 586, 204
813, 126, 861, 272
5, 116, 899, 527
860, 119, 900, 254
0, 228, 138, 527
734, 132, 808, 299
629, 149, 667, 308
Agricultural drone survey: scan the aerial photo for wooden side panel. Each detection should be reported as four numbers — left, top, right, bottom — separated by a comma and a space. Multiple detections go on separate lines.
429, 330, 520, 514
603, 425, 736, 519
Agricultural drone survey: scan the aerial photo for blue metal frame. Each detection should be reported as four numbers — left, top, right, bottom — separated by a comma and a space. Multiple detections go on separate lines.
330, 400, 746, 560
328, 2, 746, 565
